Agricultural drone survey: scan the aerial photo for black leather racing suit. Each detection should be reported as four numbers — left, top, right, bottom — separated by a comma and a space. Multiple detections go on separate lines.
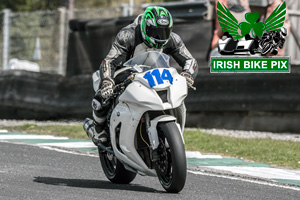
93, 15, 198, 124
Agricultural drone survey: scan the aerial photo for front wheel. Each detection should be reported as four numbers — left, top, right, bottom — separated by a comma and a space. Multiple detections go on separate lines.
99, 149, 136, 184
155, 122, 187, 193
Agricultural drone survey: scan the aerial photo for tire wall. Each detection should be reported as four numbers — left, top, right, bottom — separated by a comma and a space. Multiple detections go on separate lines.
187, 68, 300, 133
0, 70, 94, 120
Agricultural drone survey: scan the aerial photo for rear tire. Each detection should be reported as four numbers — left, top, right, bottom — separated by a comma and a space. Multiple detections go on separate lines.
99, 148, 136, 184
155, 122, 187, 193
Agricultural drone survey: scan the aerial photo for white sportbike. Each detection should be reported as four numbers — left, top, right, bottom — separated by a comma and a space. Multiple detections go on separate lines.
92, 51, 190, 193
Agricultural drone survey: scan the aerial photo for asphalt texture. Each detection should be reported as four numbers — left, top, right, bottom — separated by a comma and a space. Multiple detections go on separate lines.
1, 141, 300, 200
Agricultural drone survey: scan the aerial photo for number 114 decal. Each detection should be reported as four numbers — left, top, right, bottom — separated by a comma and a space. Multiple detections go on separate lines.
143, 69, 173, 88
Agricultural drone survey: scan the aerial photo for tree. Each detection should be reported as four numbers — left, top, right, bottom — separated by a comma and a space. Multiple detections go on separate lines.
0, 0, 63, 12
0, 0, 157, 12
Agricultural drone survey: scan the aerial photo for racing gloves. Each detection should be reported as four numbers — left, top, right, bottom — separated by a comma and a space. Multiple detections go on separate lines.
181, 71, 194, 87
98, 78, 115, 99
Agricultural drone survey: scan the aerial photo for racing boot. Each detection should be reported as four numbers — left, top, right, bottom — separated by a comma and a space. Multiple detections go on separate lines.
83, 118, 108, 144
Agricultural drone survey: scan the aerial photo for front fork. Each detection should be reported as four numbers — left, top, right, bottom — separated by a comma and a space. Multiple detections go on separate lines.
144, 112, 178, 162
145, 112, 160, 150
144, 112, 159, 162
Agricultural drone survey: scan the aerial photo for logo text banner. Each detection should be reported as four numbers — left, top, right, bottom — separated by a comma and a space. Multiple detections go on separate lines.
210, 56, 290, 73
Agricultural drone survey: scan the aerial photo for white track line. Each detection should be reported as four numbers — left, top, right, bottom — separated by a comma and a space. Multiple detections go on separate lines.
0, 129, 8, 133
37, 142, 95, 148
0, 140, 98, 158
0, 135, 68, 140
206, 166, 300, 180
188, 170, 300, 191
186, 151, 223, 159
40, 146, 98, 157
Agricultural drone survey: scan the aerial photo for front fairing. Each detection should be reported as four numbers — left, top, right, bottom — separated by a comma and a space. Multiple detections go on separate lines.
120, 68, 187, 110
109, 51, 187, 176
121, 51, 188, 110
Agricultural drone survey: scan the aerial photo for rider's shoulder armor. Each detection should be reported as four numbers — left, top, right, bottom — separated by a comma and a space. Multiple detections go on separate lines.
115, 15, 144, 52
116, 28, 135, 50
164, 32, 184, 51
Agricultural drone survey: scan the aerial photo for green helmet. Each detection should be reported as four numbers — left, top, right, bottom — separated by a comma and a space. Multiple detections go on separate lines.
141, 6, 173, 49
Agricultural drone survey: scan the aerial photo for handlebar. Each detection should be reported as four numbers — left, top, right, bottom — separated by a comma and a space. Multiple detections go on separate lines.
101, 75, 134, 106
102, 73, 196, 106
188, 85, 196, 91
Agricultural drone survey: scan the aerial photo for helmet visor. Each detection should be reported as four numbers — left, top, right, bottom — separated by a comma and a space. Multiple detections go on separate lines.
146, 26, 171, 41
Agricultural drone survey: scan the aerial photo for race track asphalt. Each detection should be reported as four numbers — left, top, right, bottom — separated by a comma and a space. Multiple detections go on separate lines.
1, 141, 299, 200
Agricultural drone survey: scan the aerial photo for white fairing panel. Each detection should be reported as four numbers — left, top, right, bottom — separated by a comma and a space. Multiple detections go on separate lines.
110, 67, 187, 176
120, 67, 187, 109
110, 103, 154, 175
108, 51, 188, 176
92, 70, 101, 92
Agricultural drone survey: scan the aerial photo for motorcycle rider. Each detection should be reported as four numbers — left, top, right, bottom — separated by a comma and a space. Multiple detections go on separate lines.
256, 27, 287, 55
83, 6, 198, 144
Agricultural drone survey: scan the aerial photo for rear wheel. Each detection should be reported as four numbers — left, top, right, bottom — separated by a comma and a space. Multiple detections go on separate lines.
99, 149, 136, 184
155, 122, 187, 193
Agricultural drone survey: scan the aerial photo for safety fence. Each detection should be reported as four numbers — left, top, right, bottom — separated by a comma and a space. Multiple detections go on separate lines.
1, 3, 299, 75
0, 6, 142, 74
0, 12, 3, 70
286, 10, 300, 64
0, 9, 63, 73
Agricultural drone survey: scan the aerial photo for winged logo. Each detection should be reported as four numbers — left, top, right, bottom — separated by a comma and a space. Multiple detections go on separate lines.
217, 1, 286, 40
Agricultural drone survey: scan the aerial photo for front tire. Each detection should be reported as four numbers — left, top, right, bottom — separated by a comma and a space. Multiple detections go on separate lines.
99, 149, 136, 184
155, 122, 187, 193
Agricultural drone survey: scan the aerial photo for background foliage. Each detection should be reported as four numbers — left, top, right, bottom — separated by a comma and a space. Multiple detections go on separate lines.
0, 0, 63, 11
0, 0, 169, 11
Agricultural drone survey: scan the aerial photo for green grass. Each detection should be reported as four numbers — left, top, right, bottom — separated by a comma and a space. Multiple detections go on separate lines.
0, 124, 87, 139
1, 124, 299, 169
184, 129, 300, 169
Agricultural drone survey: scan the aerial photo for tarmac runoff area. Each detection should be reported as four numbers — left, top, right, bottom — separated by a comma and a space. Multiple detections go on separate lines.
1, 125, 300, 189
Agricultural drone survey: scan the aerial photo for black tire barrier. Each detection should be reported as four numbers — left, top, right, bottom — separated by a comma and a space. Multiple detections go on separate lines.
0, 70, 94, 120
1, 68, 300, 133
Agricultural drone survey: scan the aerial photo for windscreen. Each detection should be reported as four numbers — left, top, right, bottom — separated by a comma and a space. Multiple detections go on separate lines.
123, 51, 170, 72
